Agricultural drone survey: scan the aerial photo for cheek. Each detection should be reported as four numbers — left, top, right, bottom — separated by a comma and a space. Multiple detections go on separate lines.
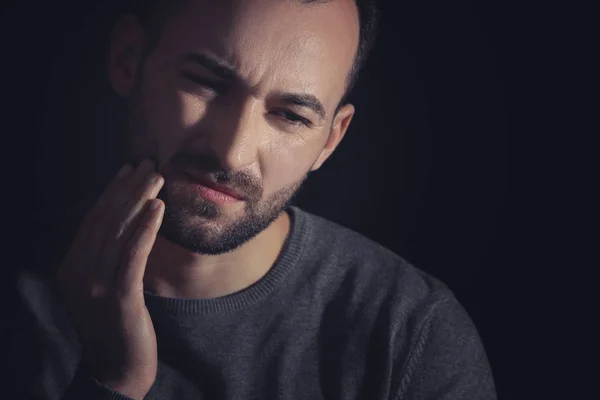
179, 92, 209, 128
260, 142, 316, 196
137, 83, 208, 163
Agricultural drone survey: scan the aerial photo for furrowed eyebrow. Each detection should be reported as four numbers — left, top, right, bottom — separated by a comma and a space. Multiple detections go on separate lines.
182, 52, 328, 121
276, 92, 327, 122
181, 52, 240, 81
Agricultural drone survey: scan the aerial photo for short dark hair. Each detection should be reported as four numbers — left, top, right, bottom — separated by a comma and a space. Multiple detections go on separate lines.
130, 0, 381, 114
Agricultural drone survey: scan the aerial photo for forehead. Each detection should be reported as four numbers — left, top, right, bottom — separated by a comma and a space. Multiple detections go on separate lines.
155, 0, 359, 105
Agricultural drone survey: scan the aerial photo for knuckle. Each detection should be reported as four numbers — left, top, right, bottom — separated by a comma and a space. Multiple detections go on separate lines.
105, 211, 129, 240
134, 191, 150, 207
139, 217, 155, 230
123, 244, 143, 263
113, 221, 127, 241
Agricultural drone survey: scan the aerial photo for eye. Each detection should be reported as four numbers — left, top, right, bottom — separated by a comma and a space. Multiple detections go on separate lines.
182, 72, 225, 94
272, 110, 312, 128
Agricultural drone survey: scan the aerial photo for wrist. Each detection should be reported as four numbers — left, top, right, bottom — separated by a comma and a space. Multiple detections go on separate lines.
97, 377, 153, 400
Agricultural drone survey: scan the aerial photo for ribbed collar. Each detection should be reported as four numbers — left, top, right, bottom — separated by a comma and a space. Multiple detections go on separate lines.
143, 205, 309, 316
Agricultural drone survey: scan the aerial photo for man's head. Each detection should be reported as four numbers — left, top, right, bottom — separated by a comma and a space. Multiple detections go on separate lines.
108, 0, 380, 255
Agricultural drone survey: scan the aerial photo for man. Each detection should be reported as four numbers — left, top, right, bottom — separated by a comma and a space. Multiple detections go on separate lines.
13, 0, 497, 399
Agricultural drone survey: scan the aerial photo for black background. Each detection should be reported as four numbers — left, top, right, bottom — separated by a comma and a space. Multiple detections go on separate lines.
3, 0, 589, 398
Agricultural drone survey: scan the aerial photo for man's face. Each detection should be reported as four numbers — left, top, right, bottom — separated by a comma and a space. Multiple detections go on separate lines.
116, 0, 358, 255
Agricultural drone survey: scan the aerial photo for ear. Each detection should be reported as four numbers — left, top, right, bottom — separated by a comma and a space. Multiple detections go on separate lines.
108, 14, 147, 98
311, 103, 355, 171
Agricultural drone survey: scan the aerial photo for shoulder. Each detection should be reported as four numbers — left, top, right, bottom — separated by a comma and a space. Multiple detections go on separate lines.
292, 207, 484, 349
293, 209, 497, 394
14, 268, 78, 346
295, 211, 497, 398
294, 206, 452, 307
10, 269, 80, 397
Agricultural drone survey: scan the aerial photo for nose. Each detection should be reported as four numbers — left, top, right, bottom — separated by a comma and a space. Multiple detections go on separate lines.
202, 97, 262, 172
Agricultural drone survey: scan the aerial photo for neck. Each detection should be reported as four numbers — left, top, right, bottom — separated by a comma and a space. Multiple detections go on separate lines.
142, 210, 291, 299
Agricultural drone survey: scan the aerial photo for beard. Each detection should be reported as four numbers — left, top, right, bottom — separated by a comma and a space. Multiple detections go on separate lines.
125, 143, 309, 256
154, 169, 307, 255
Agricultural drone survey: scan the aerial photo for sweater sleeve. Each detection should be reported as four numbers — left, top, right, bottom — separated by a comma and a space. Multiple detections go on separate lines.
393, 292, 497, 400
11, 269, 144, 400
61, 366, 137, 400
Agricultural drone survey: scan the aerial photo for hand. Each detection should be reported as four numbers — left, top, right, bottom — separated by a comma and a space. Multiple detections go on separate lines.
56, 159, 165, 400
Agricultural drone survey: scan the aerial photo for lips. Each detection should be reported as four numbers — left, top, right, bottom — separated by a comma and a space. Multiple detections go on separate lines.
182, 170, 246, 200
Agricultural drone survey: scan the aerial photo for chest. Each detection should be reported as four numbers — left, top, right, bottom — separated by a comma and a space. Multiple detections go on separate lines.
145, 318, 396, 400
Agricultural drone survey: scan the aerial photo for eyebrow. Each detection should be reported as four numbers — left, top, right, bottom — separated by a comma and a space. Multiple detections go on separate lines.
182, 52, 240, 81
276, 92, 327, 122
181, 52, 328, 122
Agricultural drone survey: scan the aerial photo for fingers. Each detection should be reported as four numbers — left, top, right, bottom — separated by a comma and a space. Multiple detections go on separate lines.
57, 159, 161, 292
78, 160, 156, 278
118, 198, 165, 291
97, 167, 164, 281
57, 163, 134, 285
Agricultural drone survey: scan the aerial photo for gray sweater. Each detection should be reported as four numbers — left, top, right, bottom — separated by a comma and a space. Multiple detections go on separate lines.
14, 205, 496, 399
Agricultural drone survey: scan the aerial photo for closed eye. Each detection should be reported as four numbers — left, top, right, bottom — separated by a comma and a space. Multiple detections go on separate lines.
271, 110, 312, 128
182, 72, 226, 94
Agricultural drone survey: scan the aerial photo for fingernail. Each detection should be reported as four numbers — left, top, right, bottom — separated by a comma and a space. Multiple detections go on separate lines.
148, 173, 161, 184
150, 199, 161, 210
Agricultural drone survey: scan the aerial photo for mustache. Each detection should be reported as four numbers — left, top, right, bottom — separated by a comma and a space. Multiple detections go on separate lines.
162, 151, 263, 200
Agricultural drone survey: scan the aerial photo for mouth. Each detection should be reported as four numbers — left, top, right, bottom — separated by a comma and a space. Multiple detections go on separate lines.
180, 170, 246, 203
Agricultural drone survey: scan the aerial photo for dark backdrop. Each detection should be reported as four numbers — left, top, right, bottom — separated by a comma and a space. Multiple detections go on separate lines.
4, 0, 585, 398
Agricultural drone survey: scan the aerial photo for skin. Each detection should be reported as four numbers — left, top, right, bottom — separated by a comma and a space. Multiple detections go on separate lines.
109, 0, 359, 299
57, 162, 165, 398
56, 0, 359, 397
